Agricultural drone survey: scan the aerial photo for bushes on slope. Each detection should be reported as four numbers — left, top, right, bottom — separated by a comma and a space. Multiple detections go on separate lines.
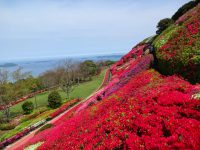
172, 0, 199, 21
23, 70, 200, 150
153, 4, 200, 83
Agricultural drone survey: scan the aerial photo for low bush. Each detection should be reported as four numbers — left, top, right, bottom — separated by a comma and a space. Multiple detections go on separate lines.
0, 123, 16, 131
22, 101, 34, 115
20, 111, 40, 123
35, 124, 53, 135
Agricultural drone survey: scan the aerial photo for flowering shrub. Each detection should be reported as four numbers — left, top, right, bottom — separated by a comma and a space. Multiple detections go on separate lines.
154, 3, 200, 83
153, 25, 180, 49
176, 4, 200, 25
19, 69, 200, 150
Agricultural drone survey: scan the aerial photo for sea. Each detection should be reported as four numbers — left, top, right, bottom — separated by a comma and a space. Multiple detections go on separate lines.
0, 53, 124, 77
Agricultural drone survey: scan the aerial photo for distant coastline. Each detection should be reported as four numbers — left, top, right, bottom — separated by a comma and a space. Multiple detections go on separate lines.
0, 53, 124, 76
0, 63, 18, 68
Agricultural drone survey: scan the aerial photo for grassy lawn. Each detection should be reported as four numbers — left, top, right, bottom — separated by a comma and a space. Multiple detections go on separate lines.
70, 69, 106, 99
0, 69, 106, 141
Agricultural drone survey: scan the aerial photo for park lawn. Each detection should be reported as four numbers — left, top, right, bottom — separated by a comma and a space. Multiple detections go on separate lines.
1, 69, 106, 118
8, 91, 62, 117
69, 69, 106, 99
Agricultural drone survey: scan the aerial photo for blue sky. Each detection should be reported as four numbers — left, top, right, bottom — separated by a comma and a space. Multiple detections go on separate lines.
0, 0, 189, 61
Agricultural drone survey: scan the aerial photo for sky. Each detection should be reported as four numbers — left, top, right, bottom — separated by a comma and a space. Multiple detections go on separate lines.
0, 0, 189, 61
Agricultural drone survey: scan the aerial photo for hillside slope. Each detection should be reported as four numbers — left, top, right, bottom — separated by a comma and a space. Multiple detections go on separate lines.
16, 2, 200, 150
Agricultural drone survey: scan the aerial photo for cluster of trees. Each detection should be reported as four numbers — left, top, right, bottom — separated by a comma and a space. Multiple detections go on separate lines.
0, 68, 42, 122
39, 59, 112, 99
0, 59, 113, 122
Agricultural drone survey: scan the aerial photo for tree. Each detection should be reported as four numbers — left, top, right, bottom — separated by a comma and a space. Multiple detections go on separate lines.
12, 67, 31, 82
79, 60, 98, 80
0, 69, 9, 85
48, 91, 62, 109
22, 101, 34, 114
0, 69, 12, 122
0, 83, 16, 122
60, 59, 76, 99
39, 70, 59, 89
156, 18, 174, 34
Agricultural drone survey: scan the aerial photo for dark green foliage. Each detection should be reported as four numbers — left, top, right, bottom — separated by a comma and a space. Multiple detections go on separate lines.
35, 123, 53, 135
172, 0, 199, 21
22, 101, 34, 114
156, 18, 174, 34
80, 60, 98, 80
104, 60, 115, 66
46, 117, 52, 121
48, 91, 62, 109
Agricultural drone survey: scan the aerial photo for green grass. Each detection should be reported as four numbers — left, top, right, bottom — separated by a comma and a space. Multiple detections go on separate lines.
0, 69, 106, 118
70, 69, 106, 99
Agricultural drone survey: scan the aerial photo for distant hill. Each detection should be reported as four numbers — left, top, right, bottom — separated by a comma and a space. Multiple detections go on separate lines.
0, 63, 17, 68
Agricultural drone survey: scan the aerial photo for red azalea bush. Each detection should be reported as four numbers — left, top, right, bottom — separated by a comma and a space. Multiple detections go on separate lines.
176, 3, 200, 25
19, 70, 200, 150
155, 3, 200, 83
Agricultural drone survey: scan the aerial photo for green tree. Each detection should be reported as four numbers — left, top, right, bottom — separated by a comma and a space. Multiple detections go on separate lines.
22, 101, 34, 114
48, 91, 62, 109
80, 60, 98, 80
156, 18, 174, 34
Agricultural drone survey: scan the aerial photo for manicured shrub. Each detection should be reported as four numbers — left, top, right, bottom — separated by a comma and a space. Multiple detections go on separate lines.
156, 18, 174, 34
35, 124, 53, 135
22, 101, 34, 115
48, 91, 62, 109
